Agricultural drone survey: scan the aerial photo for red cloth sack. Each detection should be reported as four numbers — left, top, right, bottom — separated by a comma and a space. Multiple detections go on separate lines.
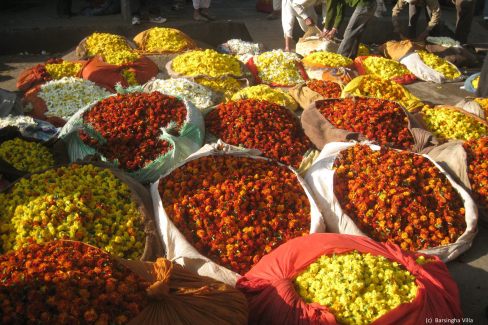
354, 55, 417, 85
236, 233, 462, 325
81, 55, 158, 91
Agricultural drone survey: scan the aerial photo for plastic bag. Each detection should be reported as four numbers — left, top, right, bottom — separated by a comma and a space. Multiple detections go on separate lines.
236, 233, 463, 325
150, 142, 325, 286
400, 52, 445, 83
455, 97, 485, 119
463, 73, 480, 94
304, 142, 478, 262
0, 89, 23, 117
59, 90, 204, 184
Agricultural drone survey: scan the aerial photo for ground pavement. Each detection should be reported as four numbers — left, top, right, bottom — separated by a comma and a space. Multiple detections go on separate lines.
0, 0, 488, 322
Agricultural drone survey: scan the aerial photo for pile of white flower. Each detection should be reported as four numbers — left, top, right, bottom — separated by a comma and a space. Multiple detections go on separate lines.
38, 77, 111, 120
143, 78, 217, 110
253, 50, 304, 86
0, 115, 37, 130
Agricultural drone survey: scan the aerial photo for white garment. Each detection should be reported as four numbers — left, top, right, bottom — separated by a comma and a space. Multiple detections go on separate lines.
193, 0, 211, 9
282, 0, 319, 38
273, 0, 282, 11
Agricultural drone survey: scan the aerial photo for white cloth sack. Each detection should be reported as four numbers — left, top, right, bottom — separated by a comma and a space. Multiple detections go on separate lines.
151, 141, 324, 286
401, 52, 463, 84
455, 98, 486, 120
305, 141, 478, 262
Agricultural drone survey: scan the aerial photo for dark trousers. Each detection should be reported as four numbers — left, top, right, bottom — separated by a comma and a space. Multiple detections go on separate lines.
454, 0, 475, 44
132, 0, 161, 16
408, 4, 432, 38
338, 1, 376, 58
477, 54, 488, 98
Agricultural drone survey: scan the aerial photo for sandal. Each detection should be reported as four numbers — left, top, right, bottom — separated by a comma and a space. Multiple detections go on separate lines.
193, 12, 209, 21
199, 9, 216, 21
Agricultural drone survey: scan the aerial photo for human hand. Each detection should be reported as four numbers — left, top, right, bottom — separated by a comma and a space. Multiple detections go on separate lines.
304, 17, 314, 26
325, 28, 337, 40
416, 31, 429, 41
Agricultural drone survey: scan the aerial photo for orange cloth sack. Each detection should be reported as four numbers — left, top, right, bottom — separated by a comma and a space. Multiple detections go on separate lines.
82, 55, 158, 91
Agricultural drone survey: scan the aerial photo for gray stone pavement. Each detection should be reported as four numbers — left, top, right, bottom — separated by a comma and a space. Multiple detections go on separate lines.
1, 0, 488, 322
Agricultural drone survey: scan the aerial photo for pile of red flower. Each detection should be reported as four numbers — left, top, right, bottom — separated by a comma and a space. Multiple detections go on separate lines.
205, 99, 314, 168
306, 80, 342, 98
158, 155, 311, 274
316, 97, 415, 150
463, 137, 488, 210
333, 144, 466, 251
81, 92, 187, 171
0, 240, 149, 324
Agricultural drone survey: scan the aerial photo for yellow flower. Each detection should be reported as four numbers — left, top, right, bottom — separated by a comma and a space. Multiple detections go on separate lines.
230, 85, 298, 111
421, 106, 488, 140
45, 61, 82, 79
0, 138, 54, 173
85, 32, 140, 65
362, 56, 411, 80
143, 27, 194, 53
172, 49, 242, 77
195, 76, 242, 100
0, 164, 146, 259
302, 51, 353, 68
294, 251, 418, 325
472, 76, 479, 89
358, 44, 370, 56
121, 69, 138, 86
417, 51, 461, 80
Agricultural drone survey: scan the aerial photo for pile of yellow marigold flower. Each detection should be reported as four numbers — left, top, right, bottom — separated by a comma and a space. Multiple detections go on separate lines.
362, 56, 412, 80
172, 49, 242, 78
195, 76, 242, 100
343, 75, 424, 112
302, 51, 353, 68
0, 138, 54, 173
85, 32, 140, 65
142, 27, 194, 53
294, 251, 418, 325
417, 51, 461, 80
422, 106, 488, 140
231, 85, 298, 111
0, 164, 146, 259
45, 61, 82, 79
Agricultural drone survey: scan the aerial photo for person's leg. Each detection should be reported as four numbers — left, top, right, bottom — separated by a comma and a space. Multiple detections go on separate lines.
268, 0, 282, 19
454, 0, 475, 44
199, 0, 215, 20
282, 0, 296, 50
477, 54, 488, 98
193, 0, 207, 20
338, 0, 376, 58
408, 4, 422, 39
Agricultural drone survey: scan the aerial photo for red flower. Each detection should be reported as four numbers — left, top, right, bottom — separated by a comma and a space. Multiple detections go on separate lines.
159, 155, 311, 274
333, 144, 466, 251
205, 99, 315, 168
306, 80, 342, 98
463, 137, 488, 210
81, 92, 187, 171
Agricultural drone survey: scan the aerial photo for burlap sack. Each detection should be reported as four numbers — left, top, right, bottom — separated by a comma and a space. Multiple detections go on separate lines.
75, 36, 137, 60
0, 126, 69, 181
425, 44, 478, 67
295, 37, 340, 57
133, 28, 197, 55
301, 97, 438, 152
380, 40, 424, 61
289, 83, 329, 110
1, 162, 164, 261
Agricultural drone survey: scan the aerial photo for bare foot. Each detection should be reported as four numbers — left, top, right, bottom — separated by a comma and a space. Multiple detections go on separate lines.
193, 11, 208, 21
200, 8, 216, 20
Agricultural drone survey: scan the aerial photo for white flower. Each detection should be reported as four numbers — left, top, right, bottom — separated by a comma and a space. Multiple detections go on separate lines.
221, 39, 263, 55
0, 115, 36, 129
38, 77, 111, 120
144, 78, 217, 110
254, 50, 304, 85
